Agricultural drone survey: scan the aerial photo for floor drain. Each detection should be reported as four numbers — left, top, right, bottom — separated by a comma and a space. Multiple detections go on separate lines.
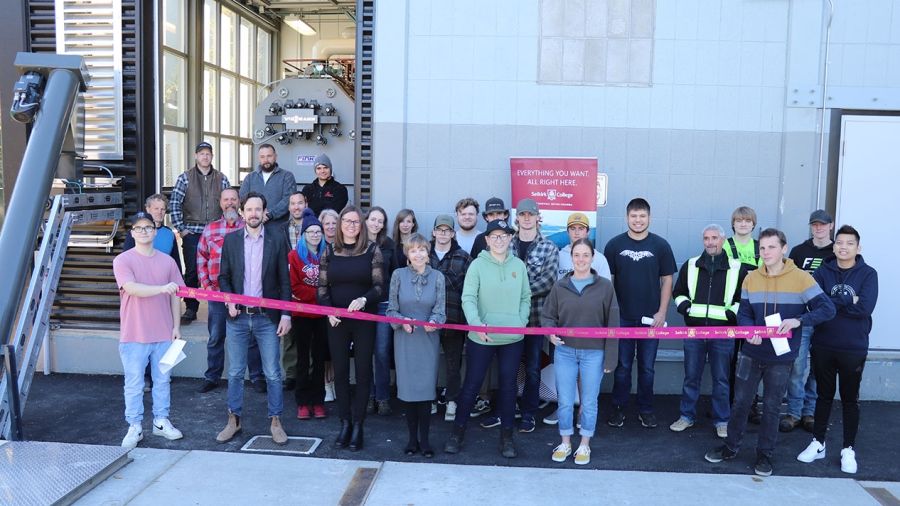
240, 435, 322, 455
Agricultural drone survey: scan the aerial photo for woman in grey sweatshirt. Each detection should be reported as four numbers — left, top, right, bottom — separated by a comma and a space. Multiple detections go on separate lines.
541, 238, 619, 466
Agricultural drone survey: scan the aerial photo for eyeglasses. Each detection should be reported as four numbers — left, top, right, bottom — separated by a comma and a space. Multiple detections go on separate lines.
487, 234, 510, 241
305, 230, 322, 235
434, 228, 454, 235
132, 226, 155, 234
341, 219, 361, 226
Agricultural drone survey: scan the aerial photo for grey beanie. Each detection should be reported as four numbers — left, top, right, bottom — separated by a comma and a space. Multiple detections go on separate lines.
314, 153, 332, 169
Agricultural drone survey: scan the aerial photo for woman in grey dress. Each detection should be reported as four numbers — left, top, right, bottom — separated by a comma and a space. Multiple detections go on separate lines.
386, 233, 446, 457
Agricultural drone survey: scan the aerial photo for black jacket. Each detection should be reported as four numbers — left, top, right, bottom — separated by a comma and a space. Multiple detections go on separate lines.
429, 239, 472, 324
301, 177, 349, 216
218, 227, 291, 324
673, 251, 747, 326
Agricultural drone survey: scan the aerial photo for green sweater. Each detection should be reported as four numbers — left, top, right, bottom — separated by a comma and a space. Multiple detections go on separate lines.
461, 250, 531, 345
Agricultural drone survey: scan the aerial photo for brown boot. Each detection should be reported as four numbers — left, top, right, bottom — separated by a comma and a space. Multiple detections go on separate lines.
216, 412, 241, 443
270, 416, 288, 445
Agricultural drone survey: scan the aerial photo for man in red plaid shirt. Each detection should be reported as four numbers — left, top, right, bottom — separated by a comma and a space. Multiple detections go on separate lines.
196, 188, 263, 393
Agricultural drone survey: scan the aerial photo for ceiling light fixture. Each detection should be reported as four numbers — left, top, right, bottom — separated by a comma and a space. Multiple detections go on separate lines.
285, 15, 316, 36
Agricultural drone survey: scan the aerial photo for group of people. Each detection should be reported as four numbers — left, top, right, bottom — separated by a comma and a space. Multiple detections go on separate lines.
112, 143, 879, 477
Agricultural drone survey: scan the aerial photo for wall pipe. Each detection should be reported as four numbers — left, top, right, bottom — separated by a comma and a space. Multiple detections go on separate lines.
816, 0, 834, 210
0, 61, 83, 348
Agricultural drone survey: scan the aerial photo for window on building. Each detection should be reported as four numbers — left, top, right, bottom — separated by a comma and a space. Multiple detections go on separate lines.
162, 0, 274, 187
539, 0, 654, 86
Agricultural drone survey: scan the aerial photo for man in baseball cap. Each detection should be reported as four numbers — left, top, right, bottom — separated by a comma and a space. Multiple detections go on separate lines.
469, 197, 510, 258
782, 209, 835, 433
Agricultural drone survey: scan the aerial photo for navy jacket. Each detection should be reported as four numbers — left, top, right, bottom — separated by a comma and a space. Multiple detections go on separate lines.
812, 256, 878, 355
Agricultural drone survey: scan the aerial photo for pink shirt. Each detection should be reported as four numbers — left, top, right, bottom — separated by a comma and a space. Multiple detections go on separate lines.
243, 227, 265, 298
113, 248, 185, 343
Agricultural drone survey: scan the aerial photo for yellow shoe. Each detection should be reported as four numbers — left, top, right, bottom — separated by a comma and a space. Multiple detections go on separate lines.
551, 443, 572, 462
574, 445, 591, 465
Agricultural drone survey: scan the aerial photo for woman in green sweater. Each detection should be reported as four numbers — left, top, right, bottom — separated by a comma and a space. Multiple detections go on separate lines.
443, 219, 531, 459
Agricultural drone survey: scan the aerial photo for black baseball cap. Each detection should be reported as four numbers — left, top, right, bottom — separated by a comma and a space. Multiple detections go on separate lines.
485, 219, 515, 235
129, 212, 155, 227
482, 197, 508, 218
195, 142, 213, 153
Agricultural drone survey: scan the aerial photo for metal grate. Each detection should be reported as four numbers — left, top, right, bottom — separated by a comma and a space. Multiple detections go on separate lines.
354, 0, 375, 210
240, 435, 322, 456
0, 441, 130, 506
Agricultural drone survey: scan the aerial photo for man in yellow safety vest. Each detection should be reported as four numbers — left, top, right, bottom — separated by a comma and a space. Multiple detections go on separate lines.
669, 224, 748, 438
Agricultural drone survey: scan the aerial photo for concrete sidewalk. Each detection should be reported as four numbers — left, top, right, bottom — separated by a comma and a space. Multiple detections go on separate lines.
76, 448, 895, 505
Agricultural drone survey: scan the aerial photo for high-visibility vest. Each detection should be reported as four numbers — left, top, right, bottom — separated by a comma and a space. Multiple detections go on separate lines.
675, 256, 742, 321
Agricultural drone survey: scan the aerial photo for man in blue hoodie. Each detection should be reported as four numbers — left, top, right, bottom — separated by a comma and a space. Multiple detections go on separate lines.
796, 225, 878, 474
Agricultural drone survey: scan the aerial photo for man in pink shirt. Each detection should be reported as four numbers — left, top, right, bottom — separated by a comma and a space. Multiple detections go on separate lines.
112, 212, 186, 449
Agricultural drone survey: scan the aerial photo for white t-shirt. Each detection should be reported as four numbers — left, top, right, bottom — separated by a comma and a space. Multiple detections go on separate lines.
557, 244, 611, 280
455, 228, 481, 255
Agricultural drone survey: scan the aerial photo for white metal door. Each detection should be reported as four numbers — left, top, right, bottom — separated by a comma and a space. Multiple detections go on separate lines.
835, 115, 900, 350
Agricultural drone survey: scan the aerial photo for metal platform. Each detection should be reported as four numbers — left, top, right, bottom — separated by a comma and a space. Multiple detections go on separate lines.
0, 440, 131, 505
240, 435, 322, 456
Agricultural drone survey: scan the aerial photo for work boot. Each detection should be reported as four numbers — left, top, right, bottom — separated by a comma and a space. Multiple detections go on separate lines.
500, 428, 518, 458
180, 308, 197, 325
270, 416, 288, 445
216, 413, 241, 443
349, 422, 365, 452
444, 425, 465, 454
334, 419, 352, 449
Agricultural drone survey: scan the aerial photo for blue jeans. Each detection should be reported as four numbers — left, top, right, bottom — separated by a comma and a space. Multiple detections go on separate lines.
205, 301, 263, 382
453, 339, 525, 430
371, 301, 393, 402
554, 345, 605, 437
725, 353, 792, 458
612, 317, 659, 413
786, 326, 817, 418
120, 341, 172, 425
226, 313, 283, 417
520, 333, 544, 419
680, 338, 734, 425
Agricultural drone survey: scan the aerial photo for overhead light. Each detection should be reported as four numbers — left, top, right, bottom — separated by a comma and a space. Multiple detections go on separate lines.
285, 16, 316, 36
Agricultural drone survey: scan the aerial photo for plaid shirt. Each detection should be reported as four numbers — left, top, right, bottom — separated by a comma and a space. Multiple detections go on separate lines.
429, 241, 472, 324
511, 234, 559, 326
169, 168, 231, 234
197, 217, 244, 291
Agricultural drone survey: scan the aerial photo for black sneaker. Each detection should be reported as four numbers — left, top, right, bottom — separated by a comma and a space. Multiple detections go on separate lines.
180, 308, 197, 325
480, 416, 501, 429
198, 380, 218, 393
366, 397, 376, 415
754, 454, 773, 476
705, 445, 738, 463
470, 397, 491, 417
518, 416, 535, 433
376, 400, 392, 416
607, 407, 625, 428
437, 387, 448, 405
638, 412, 658, 428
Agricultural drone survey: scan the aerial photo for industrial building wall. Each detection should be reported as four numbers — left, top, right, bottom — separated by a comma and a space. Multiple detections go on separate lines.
371, 0, 900, 265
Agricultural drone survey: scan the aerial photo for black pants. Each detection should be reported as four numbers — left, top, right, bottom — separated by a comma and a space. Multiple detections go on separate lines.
181, 232, 200, 312
441, 329, 466, 402
404, 400, 433, 450
812, 347, 866, 448
293, 316, 329, 406
725, 353, 792, 458
328, 319, 376, 422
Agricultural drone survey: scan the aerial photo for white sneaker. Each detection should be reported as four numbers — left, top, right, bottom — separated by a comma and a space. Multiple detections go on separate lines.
669, 417, 694, 432
841, 447, 857, 474
121, 424, 143, 449
444, 401, 457, 422
543, 410, 559, 425
152, 418, 184, 440
324, 382, 336, 402
797, 439, 826, 463
574, 445, 591, 465
715, 424, 728, 439
551, 443, 572, 462
431, 402, 438, 415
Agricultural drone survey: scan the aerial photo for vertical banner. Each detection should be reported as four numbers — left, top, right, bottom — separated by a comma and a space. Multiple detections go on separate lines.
510, 157, 599, 248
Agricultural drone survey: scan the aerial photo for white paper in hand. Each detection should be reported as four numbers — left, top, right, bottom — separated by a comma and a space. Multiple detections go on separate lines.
764, 313, 790, 356
159, 339, 187, 375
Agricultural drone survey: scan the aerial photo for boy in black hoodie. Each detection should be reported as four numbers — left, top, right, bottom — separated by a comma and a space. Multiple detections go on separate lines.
782, 209, 835, 432
796, 225, 878, 474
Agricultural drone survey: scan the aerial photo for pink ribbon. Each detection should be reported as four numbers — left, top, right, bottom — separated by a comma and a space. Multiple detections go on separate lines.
179, 287, 784, 340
